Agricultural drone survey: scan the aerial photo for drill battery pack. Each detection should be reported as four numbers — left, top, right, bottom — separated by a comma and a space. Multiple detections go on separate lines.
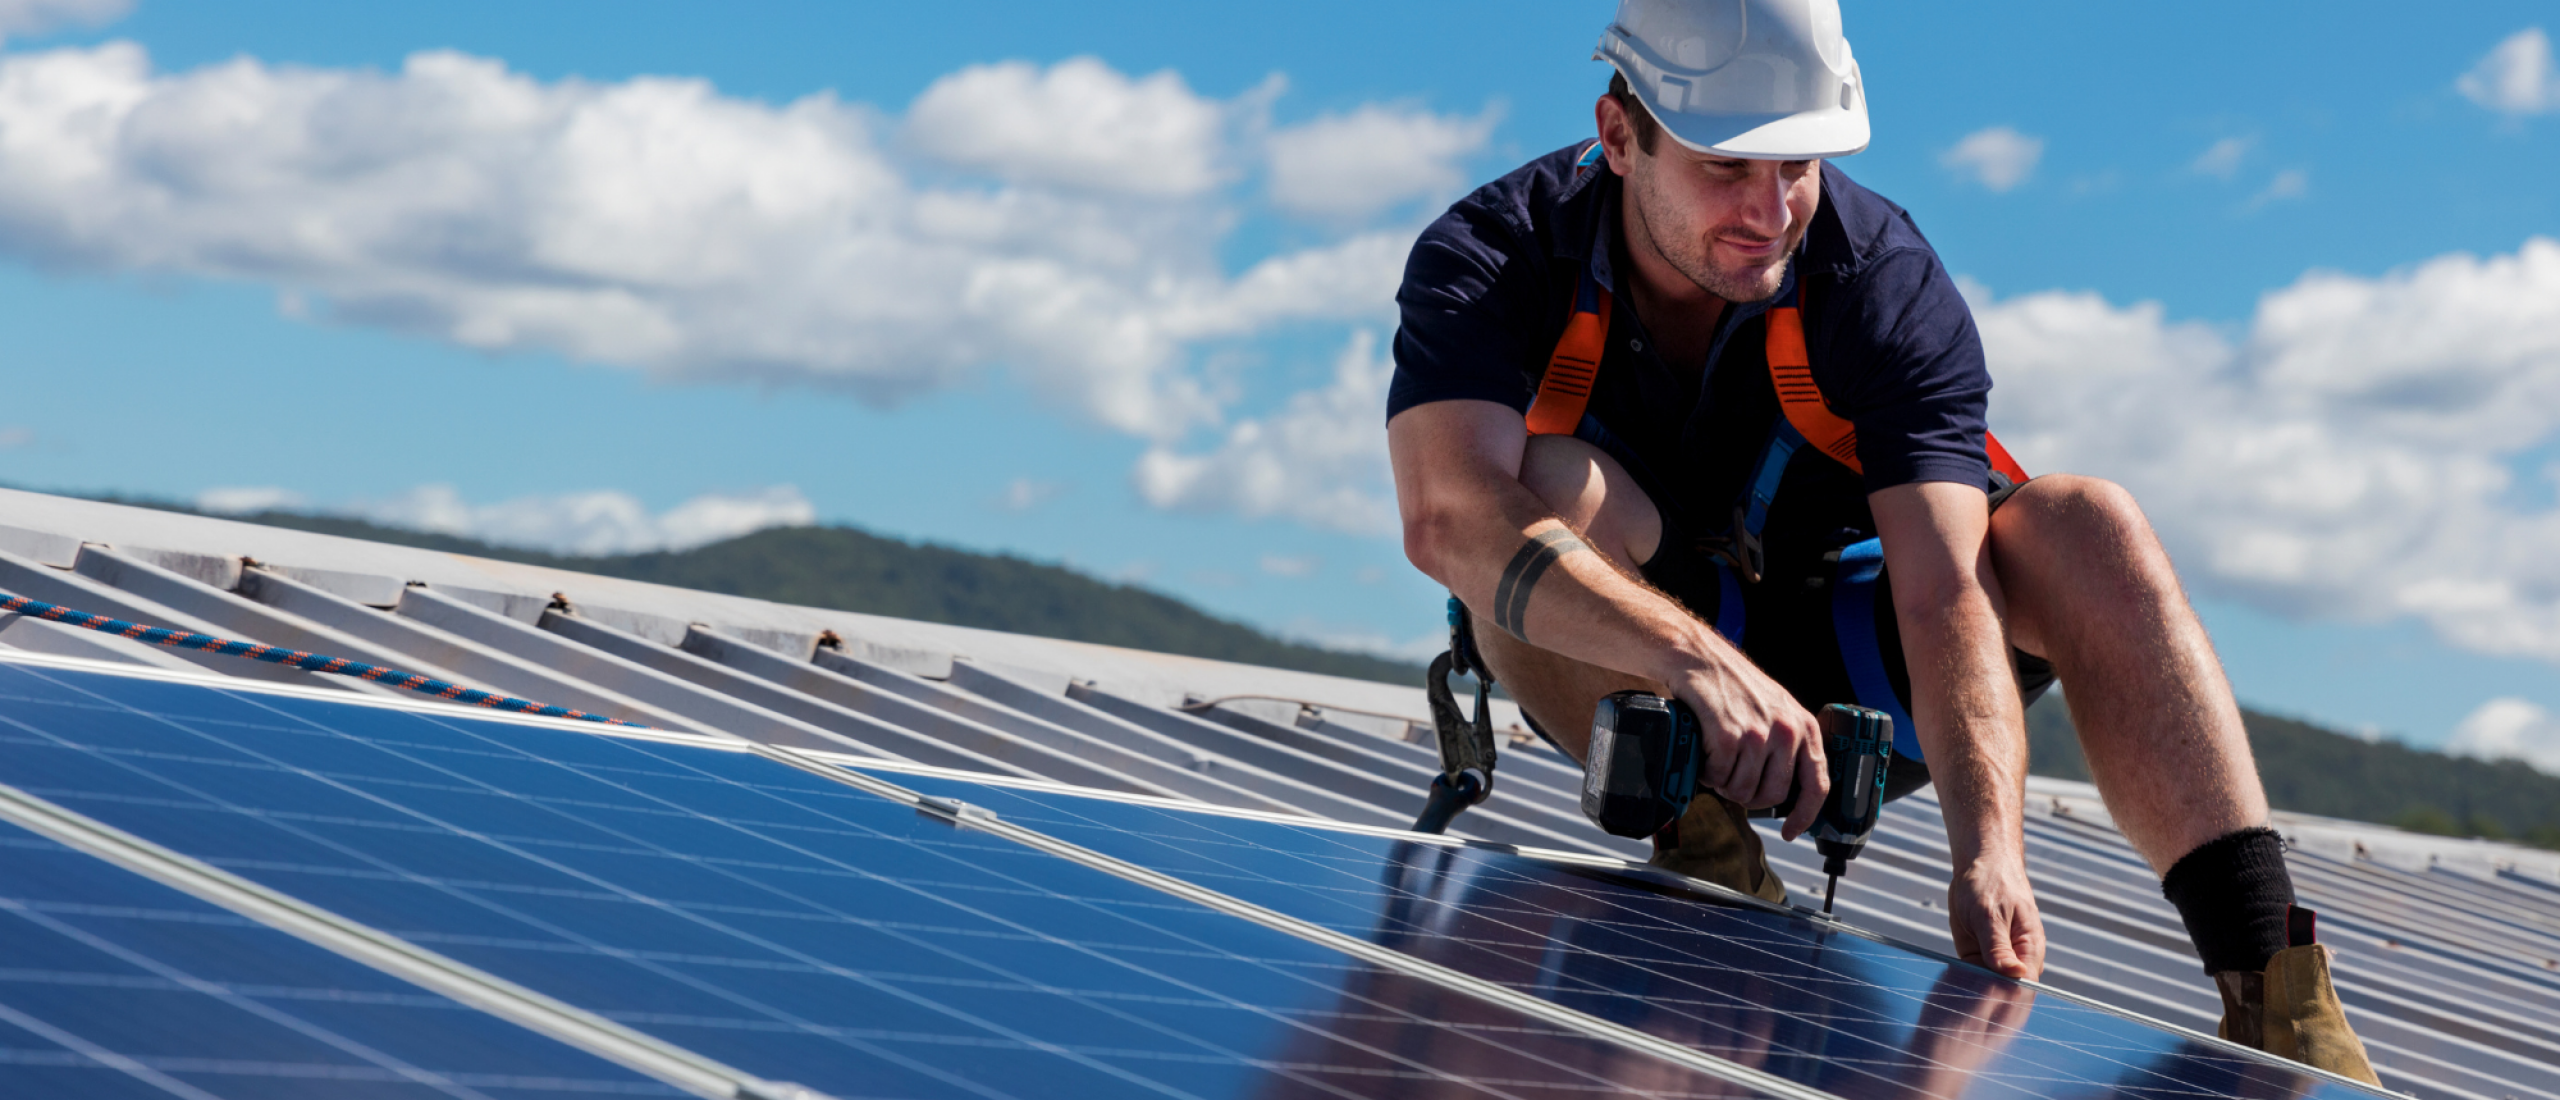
1582, 690, 1704, 838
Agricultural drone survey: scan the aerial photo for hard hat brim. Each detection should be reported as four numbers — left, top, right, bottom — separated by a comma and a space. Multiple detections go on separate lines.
1654, 105, 1870, 161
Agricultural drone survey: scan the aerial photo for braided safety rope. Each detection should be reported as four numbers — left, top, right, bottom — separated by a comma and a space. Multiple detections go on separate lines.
0, 591, 647, 728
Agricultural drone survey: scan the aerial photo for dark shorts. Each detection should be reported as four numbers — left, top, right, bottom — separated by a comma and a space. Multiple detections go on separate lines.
1631, 477, 2056, 804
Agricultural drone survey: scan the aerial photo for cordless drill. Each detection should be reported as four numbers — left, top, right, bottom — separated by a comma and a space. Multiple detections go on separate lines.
1582, 694, 1895, 915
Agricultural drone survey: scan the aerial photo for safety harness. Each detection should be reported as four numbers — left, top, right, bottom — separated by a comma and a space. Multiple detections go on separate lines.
1414, 143, 2030, 829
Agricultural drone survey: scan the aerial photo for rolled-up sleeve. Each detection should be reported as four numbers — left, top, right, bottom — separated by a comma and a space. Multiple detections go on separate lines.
1822, 247, 1993, 493
1387, 204, 1545, 423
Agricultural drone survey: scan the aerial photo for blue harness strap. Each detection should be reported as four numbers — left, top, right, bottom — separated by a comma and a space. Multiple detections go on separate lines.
1741, 420, 1804, 542
1713, 561, 1745, 645
1830, 538, 1921, 760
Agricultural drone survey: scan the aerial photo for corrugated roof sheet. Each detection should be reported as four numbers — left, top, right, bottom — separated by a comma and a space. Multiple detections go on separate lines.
2, 486, 2553, 1099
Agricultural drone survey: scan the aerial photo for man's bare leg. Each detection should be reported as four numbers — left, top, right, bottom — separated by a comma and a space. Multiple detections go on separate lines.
1986, 473, 2266, 874
1467, 434, 1664, 762
1987, 474, 2376, 1081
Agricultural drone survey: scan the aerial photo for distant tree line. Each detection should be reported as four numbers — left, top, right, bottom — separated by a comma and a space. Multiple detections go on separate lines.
2028, 694, 2560, 850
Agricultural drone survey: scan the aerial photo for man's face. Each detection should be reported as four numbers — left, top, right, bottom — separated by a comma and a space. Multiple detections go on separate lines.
1606, 105, 1822, 305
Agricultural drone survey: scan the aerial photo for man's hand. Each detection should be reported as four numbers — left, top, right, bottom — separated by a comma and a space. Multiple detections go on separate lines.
1662, 658, 1826, 841
1947, 852, 2046, 979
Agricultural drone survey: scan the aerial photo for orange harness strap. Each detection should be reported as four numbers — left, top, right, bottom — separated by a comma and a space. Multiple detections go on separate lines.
1523, 139, 2024, 484
1524, 283, 1610, 436
1762, 303, 1862, 472
1530, 285, 2031, 484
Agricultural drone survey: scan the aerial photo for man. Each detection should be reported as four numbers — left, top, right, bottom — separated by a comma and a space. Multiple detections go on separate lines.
1385, 0, 2380, 1082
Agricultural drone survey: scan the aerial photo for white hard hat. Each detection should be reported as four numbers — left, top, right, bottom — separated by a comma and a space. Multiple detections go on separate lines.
1596, 0, 1870, 159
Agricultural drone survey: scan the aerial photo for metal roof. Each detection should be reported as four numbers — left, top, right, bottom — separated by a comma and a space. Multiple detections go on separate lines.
2, 486, 2554, 1099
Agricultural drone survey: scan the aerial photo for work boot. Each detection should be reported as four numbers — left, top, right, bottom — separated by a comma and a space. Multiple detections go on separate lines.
2212, 909, 2381, 1085
1649, 792, 1787, 904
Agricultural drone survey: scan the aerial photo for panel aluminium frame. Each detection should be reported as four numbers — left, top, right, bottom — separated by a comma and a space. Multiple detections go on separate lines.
0, 819, 710, 1099
0, 651, 2406, 1100
0, 778, 791, 1100
0, 652, 1816, 1100
791, 770, 1841, 1100
870, 769, 2399, 1100
1826, 797, 2555, 1098
848, 761, 2421, 1100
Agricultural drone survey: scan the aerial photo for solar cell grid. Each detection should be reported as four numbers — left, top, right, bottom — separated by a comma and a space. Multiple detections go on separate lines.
873, 770, 2385, 1100
0, 824, 681, 1099
0, 662, 1796, 1099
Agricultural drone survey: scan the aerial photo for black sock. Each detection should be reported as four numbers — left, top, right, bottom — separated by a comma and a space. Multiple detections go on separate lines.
2160, 827, 2294, 975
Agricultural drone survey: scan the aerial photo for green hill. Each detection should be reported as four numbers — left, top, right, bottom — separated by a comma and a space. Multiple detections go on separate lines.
176, 509, 1430, 687
2027, 694, 2560, 849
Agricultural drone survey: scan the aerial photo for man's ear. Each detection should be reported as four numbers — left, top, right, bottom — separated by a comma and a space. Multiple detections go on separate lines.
1594, 95, 1637, 177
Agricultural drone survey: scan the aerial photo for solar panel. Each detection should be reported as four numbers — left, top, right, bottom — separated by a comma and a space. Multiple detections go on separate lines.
871, 770, 2386, 1100
0, 820, 679, 1099
0, 661, 1802, 1099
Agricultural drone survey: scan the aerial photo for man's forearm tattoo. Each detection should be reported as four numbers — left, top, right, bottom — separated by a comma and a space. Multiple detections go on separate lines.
1492, 528, 1591, 641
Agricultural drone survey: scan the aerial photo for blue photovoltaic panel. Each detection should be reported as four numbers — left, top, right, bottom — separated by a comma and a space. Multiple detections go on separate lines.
877, 771, 2385, 1100
0, 662, 1791, 1100
0, 821, 680, 1099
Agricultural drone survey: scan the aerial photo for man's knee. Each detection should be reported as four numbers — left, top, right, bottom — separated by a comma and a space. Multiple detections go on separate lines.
1516, 434, 1661, 573
1993, 474, 2180, 652
1992, 474, 2157, 562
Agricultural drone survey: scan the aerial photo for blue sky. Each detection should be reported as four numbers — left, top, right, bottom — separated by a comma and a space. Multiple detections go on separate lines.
3, 1, 2558, 762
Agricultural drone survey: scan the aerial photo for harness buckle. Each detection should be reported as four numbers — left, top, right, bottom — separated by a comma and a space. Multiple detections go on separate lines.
1700, 505, 1767, 585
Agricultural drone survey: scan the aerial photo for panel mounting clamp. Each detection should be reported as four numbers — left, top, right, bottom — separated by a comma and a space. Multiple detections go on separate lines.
914, 796, 996, 826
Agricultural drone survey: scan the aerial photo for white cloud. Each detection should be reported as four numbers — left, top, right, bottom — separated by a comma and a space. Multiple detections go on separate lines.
2448, 697, 2560, 775
1258, 553, 1317, 578
1980, 236, 2560, 663
2457, 27, 2559, 117
0, 45, 1408, 443
1133, 329, 1397, 535
196, 486, 307, 514
2247, 168, 2309, 210
2188, 136, 2253, 180
0, 0, 126, 42
1939, 126, 2043, 192
355, 484, 815, 555
1265, 102, 1497, 221
202, 483, 814, 554
904, 58, 1233, 197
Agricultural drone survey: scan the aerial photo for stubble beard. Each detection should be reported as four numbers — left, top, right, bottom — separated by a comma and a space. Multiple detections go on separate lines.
1631, 170, 1803, 306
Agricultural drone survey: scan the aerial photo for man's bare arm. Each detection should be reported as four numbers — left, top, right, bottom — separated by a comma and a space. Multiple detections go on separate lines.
1870, 479, 2044, 978
1391, 399, 1825, 835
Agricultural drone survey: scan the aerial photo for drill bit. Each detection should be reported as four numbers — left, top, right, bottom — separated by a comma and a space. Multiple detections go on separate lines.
1822, 873, 1840, 916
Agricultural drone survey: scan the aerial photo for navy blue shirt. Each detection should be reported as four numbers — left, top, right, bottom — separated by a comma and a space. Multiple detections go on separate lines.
1389, 142, 1993, 561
